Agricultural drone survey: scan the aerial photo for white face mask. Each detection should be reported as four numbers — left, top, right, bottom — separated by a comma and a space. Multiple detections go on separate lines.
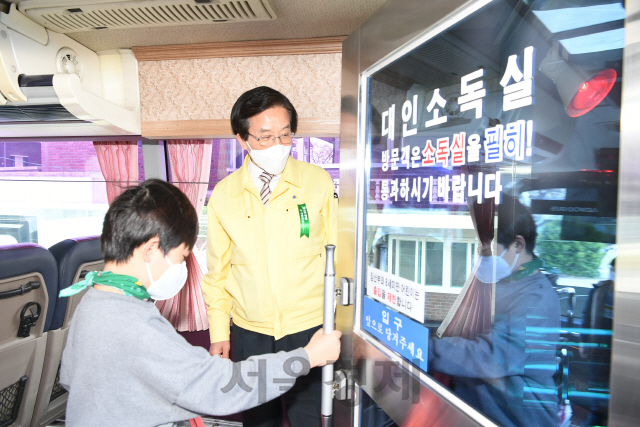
247, 142, 291, 175
146, 256, 188, 300
473, 249, 519, 284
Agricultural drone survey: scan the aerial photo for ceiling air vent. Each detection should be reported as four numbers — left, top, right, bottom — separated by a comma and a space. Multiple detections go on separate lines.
19, 0, 277, 33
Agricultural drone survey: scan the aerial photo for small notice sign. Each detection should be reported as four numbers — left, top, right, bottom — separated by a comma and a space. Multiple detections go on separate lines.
366, 267, 425, 323
363, 297, 429, 372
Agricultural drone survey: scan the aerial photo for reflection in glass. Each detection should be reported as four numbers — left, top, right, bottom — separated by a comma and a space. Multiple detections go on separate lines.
451, 243, 468, 287
360, 389, 398, 427
391, 239, 396, 275
398, 240, 416, 281
424, 242, 443, 286
430, 197, 561, 426
361, 0, 623, 425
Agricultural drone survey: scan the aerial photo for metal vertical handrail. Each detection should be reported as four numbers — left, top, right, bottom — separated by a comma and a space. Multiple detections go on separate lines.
321, 245, 336, 427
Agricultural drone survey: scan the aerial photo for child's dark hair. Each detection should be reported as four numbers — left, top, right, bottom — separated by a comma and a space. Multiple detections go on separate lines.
230, 86, 298, 141
101, 179, 198, 263
497, 195, 537, 254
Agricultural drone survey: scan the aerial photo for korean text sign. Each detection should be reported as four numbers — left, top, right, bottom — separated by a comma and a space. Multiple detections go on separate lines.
363, 297, 429, 372
372, 46, 536, 209
366, 267, 425, 323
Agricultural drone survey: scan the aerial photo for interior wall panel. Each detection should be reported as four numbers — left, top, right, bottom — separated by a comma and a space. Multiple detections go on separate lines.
137, 48, 342, 138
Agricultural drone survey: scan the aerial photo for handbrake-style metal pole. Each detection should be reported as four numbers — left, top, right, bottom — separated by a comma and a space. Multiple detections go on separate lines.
321, 244, 336, 427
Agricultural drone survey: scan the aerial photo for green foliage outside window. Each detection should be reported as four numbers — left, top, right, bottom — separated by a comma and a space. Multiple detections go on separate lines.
535, 220, 606, 278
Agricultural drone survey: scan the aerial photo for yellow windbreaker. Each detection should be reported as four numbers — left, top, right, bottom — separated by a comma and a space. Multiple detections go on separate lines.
202, 156, 338, 342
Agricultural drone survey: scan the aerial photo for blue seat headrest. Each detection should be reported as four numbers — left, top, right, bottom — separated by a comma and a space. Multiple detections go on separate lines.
48, 237, 103, 330
0, 243, 58, 333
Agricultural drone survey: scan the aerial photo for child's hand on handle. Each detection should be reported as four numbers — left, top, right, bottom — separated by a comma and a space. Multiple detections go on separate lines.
209, 340, 230, 358
304, 329, 342, 368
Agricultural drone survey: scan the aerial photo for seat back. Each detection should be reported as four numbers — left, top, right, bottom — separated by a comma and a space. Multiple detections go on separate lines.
48, 237, 104, 331
556, 287, 576, 328
589, 281, 614, 332
31, 237, 103, 427
0, 243, 57, 427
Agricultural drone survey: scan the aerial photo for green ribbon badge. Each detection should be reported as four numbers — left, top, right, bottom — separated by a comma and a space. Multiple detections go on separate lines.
298, 203, 310, 238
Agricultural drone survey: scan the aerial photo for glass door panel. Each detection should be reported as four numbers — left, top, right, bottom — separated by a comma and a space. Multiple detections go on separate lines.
357, 1, 624, 426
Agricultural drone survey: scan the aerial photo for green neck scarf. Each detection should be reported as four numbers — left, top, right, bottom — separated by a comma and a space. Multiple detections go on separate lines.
502, 258, 558, 282
59, 271, 150, 301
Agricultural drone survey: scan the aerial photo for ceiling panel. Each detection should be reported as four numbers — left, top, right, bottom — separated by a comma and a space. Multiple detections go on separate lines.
14, 0, 388, 51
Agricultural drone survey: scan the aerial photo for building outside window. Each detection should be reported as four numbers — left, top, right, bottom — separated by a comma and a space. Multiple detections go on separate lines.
388, 235, 476, 292
0, 141, 130, 248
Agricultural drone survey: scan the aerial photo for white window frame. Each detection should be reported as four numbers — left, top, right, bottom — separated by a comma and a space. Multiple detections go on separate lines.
449, 240, 477, 289
292, 138, 307, 163
388, 235, 477, 294
226, 139, 244, 172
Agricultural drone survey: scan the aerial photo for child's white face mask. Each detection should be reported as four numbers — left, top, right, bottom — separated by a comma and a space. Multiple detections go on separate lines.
146, 256, 188, 300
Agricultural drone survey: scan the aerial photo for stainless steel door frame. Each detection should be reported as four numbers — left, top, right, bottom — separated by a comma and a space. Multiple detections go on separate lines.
334, 19, 360, 426
337, 0, 498, 426
340, 0, 640, 426
609, 2, 640, 425
351, 332, 493, 426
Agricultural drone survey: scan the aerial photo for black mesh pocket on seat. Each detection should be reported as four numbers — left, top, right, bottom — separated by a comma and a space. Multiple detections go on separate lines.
50, 363, 67, 402
0, 376, 27, 427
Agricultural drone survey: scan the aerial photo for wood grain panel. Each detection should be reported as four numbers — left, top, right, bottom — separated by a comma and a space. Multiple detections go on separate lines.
133, 36, 345, 61
142, 117, 340, 139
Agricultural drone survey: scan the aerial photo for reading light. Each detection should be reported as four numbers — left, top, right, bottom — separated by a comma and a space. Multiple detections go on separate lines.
567, 69, 616, 117
539, 48, 617, 118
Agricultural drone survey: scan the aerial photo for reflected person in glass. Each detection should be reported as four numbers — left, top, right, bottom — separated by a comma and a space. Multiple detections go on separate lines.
428, 196, 561, 427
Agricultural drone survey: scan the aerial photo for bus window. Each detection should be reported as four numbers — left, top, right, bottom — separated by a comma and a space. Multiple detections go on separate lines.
0, 141, 144, 247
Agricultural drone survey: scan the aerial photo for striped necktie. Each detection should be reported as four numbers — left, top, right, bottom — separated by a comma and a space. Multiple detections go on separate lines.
259, 172, 274, 205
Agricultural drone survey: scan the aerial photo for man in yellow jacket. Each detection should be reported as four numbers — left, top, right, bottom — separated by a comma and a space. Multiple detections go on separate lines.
201, 86, 338, 427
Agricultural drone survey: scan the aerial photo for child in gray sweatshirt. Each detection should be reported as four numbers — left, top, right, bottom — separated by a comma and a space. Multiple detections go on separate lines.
59, 179, 341, 427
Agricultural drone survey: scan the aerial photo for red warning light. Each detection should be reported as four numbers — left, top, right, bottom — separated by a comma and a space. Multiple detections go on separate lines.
567, 69, 617, 117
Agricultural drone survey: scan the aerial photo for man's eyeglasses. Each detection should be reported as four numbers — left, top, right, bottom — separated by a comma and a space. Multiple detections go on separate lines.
248, 132, 295, 147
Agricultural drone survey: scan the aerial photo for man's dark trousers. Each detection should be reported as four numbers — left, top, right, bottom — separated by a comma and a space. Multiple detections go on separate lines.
231, 324, 323, 427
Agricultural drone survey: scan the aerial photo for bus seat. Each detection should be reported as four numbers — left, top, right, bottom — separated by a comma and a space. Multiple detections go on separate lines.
31, 237, 103, 427
566, 281, 614, 414
0, 243, 57, 427
47, 237, 103, 331
556, 287, 576, 328
555, 338, 573, 427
